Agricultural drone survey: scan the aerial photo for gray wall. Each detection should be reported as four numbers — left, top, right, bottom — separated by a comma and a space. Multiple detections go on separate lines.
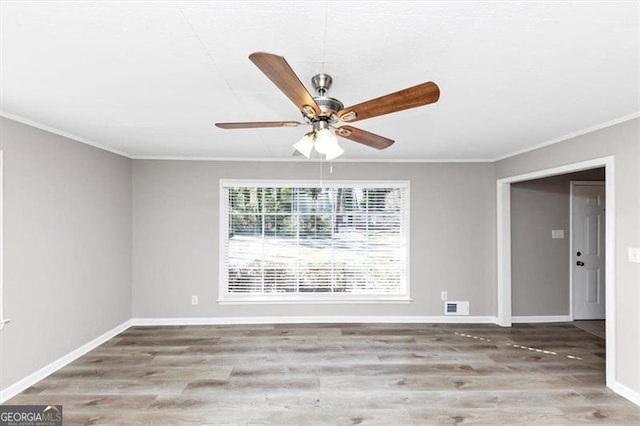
2, 115, 637, 399
132, 161, 496, 318
511, 168, 605, 316
0, 118, 132, 389
496, 117, 639, 398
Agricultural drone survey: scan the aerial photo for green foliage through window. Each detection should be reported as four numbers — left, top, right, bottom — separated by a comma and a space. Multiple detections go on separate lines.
222, 182, 409, 299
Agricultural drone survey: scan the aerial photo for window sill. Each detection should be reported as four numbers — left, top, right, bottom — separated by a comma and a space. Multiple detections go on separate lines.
217, 297, 412, 305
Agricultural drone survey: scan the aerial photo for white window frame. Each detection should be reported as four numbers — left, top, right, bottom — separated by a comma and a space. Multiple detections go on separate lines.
218, 179, 411, 304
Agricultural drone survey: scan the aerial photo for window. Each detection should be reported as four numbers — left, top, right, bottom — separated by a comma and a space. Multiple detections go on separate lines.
219, 180, 410, 303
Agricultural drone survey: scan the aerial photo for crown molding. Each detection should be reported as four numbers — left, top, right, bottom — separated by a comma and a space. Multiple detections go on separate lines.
0, 112, 133, 158
130, 155, 493, 163
494, 111, 640, 161
3, 111, 638, 163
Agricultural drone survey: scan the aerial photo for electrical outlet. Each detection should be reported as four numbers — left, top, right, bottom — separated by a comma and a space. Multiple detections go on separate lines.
191, 295, 198, 305
629, 248, 640, 264
441, 291, 448, 301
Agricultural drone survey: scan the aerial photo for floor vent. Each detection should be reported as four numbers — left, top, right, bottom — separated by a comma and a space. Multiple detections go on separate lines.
444, 301, 470, 315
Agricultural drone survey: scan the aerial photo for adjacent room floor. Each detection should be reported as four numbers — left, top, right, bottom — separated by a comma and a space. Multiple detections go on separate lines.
7, 322, 639, 425
573, 320, 606, 339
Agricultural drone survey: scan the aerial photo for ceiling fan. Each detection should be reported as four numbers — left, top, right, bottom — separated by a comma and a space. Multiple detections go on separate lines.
215, 52, 440, 160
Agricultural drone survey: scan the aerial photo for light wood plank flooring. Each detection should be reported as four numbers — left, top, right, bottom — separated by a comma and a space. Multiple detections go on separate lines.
6, 323, 639, 425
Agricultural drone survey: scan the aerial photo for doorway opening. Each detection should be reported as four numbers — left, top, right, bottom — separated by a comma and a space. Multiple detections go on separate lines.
507, 170, 605, 324
496, 156, 615, 389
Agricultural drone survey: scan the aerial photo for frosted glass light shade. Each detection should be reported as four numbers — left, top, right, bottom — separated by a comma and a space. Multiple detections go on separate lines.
324, 143, 344, 160
313, 128, 337, 154
293, 133, 314, 158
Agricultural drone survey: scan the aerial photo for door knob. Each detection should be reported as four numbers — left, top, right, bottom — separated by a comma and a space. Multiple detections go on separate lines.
576, 261, 585, 266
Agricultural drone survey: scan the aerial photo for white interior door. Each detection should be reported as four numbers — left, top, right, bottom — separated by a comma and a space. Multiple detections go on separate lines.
572, 182, 605, 320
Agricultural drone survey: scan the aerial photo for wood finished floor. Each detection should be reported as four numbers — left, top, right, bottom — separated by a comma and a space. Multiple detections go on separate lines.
6, 323, 640, 425
573, 320, 606, 339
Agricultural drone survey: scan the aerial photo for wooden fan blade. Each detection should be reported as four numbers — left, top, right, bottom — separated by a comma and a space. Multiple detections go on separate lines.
249, 52, 321, 118
335, 126, 395, 150
338, 81, 440, 123
215, 121, 301, 129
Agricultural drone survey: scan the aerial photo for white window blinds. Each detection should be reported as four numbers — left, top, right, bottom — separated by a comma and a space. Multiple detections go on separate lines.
219, 181, 410, 302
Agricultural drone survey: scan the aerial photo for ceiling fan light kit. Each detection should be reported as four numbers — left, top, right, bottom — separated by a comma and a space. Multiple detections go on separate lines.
293, 132, 315, 158
312, 128, 334, 154
215, 52, 440, 160
324, 144, 345, 161
292, 127, 344, 160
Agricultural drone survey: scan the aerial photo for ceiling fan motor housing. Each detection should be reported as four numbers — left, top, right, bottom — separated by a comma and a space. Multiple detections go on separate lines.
311, 73, 343, 119
314, 96, 344, 117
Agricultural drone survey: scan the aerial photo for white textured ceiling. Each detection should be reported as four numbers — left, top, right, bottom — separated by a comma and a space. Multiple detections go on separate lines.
1, 1, 638, 160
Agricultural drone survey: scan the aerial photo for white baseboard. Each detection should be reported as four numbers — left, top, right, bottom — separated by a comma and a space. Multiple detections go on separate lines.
132, 316, 498, 326
609, 380, 640, 406
0, 319, 132, 403
512, 315, 572, 323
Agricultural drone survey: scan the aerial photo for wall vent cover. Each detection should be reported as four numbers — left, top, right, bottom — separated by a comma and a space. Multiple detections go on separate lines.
444, 301, 469, 315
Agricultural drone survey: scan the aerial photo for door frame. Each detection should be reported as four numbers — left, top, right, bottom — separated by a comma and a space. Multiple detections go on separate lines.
0, 149, 6, 331
496, 156, 615, 386
569, 180, 606, 321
